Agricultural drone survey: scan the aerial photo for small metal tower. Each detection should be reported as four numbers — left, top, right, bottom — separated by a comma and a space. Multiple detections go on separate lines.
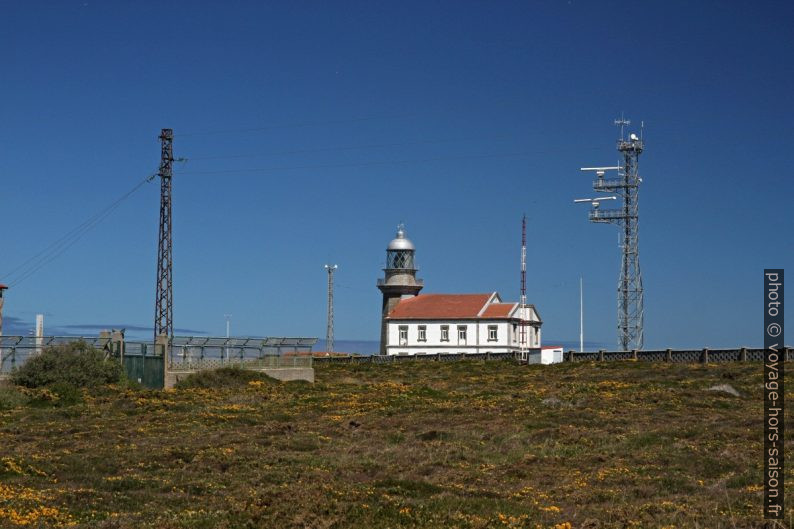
519, 215, 528, 358
575, 118, 644, 351
324, 264, 337, 352
154, 128, 174, 342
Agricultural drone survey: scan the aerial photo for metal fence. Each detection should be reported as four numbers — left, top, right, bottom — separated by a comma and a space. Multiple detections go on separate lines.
314, 351, 523, 364
564, 347, 792, 363
314, 347, 793, 366
0, 335, 318, 385
164, 336, 316, 367
0, 336, 111, 375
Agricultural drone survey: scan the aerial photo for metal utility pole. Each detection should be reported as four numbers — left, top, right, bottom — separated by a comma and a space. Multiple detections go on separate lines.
519, 215, 528, 358
324, 264, 337, 352
154, 128, 174, 343
575, 117, 644, 350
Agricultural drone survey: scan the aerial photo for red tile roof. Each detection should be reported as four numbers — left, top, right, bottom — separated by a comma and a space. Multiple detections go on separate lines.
480, 303, 516, 318
388, 293, 493, 319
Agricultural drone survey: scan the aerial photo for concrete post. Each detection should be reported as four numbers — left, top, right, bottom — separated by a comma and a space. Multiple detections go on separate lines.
701, 348, 709, 364
740, 347, 747, 362
632, 349, 638, 360
598, 349, 604, 362
666, 348, 672, 362
156, 334, 171, 389
110, 330, 125, 360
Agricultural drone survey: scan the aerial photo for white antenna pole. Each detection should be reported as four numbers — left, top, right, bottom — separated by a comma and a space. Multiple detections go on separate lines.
35, 314, 44, 354
579, 277, 584, 353
519, 215, 527, 359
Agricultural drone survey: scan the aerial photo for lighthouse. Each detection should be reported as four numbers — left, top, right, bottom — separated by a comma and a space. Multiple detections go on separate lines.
377, 225, 423, 354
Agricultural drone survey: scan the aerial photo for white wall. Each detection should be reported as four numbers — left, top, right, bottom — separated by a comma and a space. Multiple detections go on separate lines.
386, 320, 524, 355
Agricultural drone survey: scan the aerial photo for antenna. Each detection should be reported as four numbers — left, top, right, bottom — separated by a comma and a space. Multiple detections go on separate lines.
324, 264, 337, 352
614, 113, 630, 140
574, 118, 644, 351
519, 215, 527, 359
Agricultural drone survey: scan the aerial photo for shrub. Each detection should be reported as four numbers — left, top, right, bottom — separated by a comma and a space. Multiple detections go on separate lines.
175, 366, 275, 389
11, 341, 123, 389
0, 385, 29, 409
49, 381, 84, 406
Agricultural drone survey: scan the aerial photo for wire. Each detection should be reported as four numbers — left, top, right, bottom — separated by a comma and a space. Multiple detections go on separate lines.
185, 133, 525, 161
175, 113, 418, 138
176, 147, 600, 176
2, 172, 158, 288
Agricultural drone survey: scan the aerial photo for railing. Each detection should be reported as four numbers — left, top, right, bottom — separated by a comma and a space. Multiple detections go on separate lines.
565, 347, 792, 363
314, 351, 523, 364
163, 336, 316, 366
593, 179, 637, 191
377, 278, 424, 286
588, 209, 635, 222
313, 347, 793, 366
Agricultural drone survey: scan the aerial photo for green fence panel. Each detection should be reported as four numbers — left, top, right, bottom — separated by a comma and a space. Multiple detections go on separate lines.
123, 355, 144, 385
122, 354, 164, 389
144, 356, 164, 389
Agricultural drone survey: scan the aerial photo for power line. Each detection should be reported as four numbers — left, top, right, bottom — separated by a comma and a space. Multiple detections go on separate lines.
176, 147, 601, 176
185, 133, 526, 161
175, 113, 419, 138
1, 172, 157, 288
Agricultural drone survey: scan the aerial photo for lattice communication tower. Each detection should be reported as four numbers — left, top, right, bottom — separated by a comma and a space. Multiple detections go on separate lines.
576, 118, 644, 350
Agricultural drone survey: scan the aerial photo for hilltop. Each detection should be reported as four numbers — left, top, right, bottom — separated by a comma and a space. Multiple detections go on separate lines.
0, 360, 783, 528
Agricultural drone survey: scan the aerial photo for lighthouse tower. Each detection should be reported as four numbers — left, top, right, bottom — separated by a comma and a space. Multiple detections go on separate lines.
377, 225, 423, 354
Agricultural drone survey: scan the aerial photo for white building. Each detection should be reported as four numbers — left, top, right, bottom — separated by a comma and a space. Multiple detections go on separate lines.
376, 226, 547, 357
385, 291, 542, 355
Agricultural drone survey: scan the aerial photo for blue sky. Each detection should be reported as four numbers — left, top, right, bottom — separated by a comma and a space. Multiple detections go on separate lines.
0, 1, 791, 350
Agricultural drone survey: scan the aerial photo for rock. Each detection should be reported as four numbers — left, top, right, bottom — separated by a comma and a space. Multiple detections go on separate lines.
541, 397, 571, 407
707, 384, 741, 397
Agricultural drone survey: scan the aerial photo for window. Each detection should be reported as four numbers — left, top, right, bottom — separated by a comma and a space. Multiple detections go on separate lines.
387, 250, 414, 269
399, 325, 408, 346
418, 325, 427, 342
440, 325, 449, 342
458, 325, 467, 344
488, 325, 498, 342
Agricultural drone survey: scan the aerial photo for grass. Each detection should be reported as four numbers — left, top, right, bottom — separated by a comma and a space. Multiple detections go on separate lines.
0, 360, 790, 528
